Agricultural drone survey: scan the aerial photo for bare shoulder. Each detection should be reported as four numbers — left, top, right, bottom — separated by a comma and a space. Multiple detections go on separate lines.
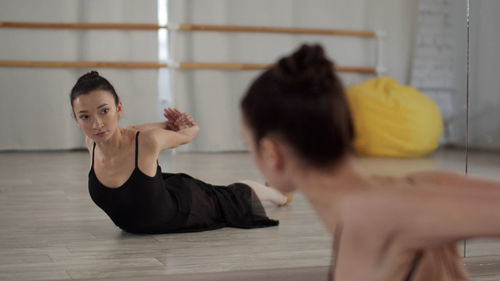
137, 128, 160, 144
339, 188, 431, 240
136, 128, 162, 153
340, 190, 405, 231
335, 191, 411, 275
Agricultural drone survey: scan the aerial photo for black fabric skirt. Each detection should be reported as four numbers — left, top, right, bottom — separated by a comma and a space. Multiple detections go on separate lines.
159, 172, 279, 233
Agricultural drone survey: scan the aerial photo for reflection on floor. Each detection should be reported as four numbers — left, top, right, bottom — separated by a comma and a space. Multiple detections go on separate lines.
0, 148, 499, 281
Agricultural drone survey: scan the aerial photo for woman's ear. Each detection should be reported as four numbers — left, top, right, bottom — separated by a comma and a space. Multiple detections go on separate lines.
116, 101, 123, 117
259, 137, 285, 172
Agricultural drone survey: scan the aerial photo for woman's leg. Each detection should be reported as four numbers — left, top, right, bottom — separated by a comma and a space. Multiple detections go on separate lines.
237, 180, 292, 206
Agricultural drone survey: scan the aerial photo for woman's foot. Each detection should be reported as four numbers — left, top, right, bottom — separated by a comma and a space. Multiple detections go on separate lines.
265, 182, 293, 206
279, 192, 294, 206
237, 180, 293, 206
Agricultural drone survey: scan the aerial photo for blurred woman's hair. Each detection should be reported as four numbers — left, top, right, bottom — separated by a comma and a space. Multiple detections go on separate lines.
241, 44, 354, 167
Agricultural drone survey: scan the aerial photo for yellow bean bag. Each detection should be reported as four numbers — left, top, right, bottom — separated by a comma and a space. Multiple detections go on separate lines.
345, 77, 443, 157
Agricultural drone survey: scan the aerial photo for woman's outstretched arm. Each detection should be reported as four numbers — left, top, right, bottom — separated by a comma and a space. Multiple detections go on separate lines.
341, 187, 500, 250
140, 111, 199, 152
332, 187, 500, 280
407, 170, 500, 193
128, 121, 169, 131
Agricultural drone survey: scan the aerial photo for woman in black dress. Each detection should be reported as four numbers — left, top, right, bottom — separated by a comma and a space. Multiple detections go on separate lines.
70, 71, 291, 234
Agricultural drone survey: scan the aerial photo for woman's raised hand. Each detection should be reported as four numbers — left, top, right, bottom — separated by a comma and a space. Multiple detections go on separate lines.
181, 113, 197, 128
163, 108, 197, 131
163, 107, 181, 122
164, 108, 182, 131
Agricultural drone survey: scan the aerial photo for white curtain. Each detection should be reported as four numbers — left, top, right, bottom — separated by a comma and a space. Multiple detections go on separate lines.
0, 0, 158, 150
169, 0, 418, 152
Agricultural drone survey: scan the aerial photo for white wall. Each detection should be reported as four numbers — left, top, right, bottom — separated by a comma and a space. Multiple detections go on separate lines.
170, 0, 420, 151
365, 0, 420, 84
0, 0, 158, 150
0, 0, 420, 151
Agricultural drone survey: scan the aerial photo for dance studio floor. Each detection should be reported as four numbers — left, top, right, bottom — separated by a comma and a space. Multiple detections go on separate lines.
1, 148, 500, 281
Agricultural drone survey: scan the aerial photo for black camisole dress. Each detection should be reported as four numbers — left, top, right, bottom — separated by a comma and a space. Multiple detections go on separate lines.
88, 131, 278, 234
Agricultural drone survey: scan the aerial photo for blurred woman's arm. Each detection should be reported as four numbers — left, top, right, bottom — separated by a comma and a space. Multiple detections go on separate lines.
407, 170, 500, 193
340, 187, 500, 250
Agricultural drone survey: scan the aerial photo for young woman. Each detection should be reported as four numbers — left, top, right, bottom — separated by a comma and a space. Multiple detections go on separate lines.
70, 71, 292, 234
240, 44, 500, 281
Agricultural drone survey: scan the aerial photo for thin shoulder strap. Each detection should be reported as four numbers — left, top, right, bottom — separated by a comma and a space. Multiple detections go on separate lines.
329, 223, 344, 281
404, 251, 423, 281
92, 142, 96, 168
135, 131, 140, 168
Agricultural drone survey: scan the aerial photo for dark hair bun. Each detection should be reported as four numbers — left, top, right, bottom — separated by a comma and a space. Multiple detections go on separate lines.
70, 71, 120, 110
242, 43, 353, 168
274, 44, 335, 95
77, 70, 100, 83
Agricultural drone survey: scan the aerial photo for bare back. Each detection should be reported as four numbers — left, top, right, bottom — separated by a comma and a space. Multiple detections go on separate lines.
374, 176, 468, 281
332, 176, 469, 281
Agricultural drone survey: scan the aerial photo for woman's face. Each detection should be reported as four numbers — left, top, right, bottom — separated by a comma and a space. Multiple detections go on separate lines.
72, 90, 122, 142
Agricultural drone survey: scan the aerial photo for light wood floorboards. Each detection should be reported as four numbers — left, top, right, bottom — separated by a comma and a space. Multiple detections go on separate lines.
0, 148, 499, 280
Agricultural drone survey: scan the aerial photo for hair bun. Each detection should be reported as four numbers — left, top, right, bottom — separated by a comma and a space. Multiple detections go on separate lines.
77, 70, 100, 83
275, 44, 335, 94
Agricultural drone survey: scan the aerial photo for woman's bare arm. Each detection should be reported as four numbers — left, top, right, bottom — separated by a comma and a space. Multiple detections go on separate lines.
140, 110, 199, 153
140, 125, 199, 152
341, 188, 500, 250
331, 186, 500, 281
128, 121, 169, 131
407, 170, 500, 193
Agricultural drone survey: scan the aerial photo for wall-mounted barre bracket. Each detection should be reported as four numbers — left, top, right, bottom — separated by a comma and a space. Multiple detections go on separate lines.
375, 30, 387, 77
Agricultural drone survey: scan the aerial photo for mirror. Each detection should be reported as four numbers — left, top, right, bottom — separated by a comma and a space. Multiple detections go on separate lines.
464, 0, 500, 260
0, 0, 474, 279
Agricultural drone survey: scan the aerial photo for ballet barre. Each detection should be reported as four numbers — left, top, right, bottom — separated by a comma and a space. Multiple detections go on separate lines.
0, 22, 164, 30
0, 60, 167, 69
0, 21, 384, 75
179, 62, 376, 73
177, 24, 376, 37
0, 22, 375, 38
0, 60, 377, 74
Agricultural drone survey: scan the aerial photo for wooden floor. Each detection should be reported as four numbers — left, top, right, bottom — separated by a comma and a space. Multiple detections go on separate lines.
0, 148, 500, 281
